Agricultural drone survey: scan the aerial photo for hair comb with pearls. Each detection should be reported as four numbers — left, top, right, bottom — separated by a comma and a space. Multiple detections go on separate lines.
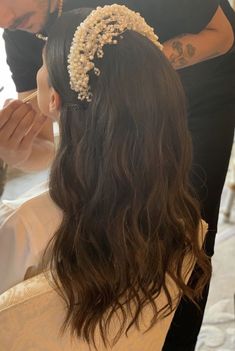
67, 4, 163, 103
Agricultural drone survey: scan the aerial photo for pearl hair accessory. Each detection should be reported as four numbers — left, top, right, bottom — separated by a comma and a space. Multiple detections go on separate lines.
67, 4, 163, 102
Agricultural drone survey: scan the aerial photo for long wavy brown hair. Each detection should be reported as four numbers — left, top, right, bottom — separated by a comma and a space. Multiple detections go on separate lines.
44, 8, 211, 347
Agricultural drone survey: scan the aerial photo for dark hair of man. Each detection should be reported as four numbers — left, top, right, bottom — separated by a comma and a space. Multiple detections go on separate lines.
44, 9, 211, 347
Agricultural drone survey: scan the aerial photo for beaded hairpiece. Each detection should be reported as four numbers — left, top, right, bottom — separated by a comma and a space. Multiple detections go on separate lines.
67, 4, 163, 102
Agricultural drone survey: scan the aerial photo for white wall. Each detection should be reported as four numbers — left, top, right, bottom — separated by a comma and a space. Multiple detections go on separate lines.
0, 29, 17, 108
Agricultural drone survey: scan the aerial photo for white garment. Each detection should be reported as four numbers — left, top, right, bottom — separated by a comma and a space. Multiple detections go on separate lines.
0, 272, 178, 351
0, 183, 62, 294
0, 220, 208, 351
0, 221, 208, 351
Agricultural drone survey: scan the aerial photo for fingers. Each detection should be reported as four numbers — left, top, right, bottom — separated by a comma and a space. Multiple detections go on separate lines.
8, 109, 35, 145
3, 98, 14, 108
2, 99, 22, 111
0, 99, 47, 150
0, 103, 34, 141
0, 100, 22, 128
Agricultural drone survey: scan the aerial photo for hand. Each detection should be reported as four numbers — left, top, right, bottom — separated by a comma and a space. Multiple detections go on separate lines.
0, 99, 47, 168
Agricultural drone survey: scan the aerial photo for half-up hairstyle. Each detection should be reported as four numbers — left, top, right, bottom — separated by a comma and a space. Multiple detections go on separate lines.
44, 8, 211, 347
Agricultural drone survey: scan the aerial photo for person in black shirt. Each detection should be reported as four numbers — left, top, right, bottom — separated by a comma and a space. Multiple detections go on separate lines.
1, 1, 235, 350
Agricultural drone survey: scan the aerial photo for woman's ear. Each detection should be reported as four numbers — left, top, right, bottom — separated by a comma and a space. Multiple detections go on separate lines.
49, 88, 61, 118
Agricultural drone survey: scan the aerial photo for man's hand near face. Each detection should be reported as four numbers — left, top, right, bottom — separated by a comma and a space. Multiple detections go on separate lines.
0, 91, 55, 172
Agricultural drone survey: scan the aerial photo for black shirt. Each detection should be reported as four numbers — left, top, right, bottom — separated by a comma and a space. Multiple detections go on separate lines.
3, 0, 235, 113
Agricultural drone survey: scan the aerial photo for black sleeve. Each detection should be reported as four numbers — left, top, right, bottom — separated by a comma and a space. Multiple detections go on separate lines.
153, 0, 219, 41
3, 30, 44, 93
180, 0, 219, 34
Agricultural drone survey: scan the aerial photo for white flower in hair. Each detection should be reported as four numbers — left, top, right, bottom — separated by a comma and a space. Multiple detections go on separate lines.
67, 4, 163, 102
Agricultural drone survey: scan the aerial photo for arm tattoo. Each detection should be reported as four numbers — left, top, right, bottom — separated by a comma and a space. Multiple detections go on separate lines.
169, 40, 196, 68
186, 44, 196, 58
167, 32, 223, 69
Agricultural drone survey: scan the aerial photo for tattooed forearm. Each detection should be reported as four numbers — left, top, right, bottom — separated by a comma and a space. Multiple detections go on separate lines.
199, 51, 221, 61
168, 40, 196, 68
163, 24, 230, 69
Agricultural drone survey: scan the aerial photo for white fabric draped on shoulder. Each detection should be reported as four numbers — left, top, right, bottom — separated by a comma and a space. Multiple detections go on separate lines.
0, 182, 62, 294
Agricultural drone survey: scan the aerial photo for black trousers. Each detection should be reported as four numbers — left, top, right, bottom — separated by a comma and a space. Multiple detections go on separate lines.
162, 105, 235, 351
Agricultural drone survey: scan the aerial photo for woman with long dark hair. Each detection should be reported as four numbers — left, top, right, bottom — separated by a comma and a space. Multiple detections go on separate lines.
0, 6, 211, 350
